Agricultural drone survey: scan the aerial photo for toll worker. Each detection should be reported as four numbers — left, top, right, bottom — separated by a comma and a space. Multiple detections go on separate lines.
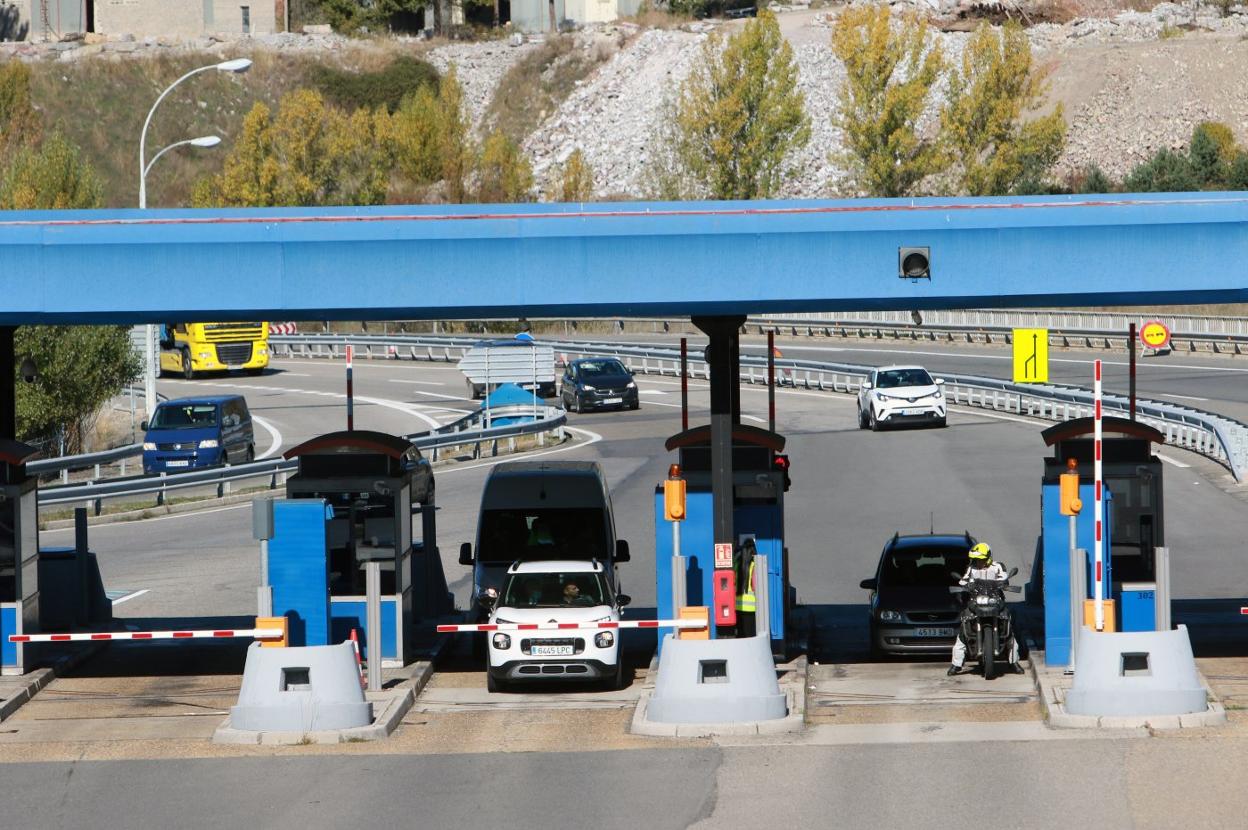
735, 539, 758, 637
947, 542, 1023, 676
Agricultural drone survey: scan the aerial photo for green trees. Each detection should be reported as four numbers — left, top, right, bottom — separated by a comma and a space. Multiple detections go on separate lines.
941, 22, 1065, 196
668, 10, 810, 200
477, 131, 534, 203
0, 133, 102, 211
833, 12, 1066, 197
555, 149, 595, 202
832, 6, 944, 198
191, 89, 391, 208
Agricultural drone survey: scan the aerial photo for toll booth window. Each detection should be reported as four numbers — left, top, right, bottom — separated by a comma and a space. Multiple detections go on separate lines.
309, 489, 402, 596
0, 493, 13, 602
882, 547, 969, 587
150, 404, 218, 429
477, 509, 608, 563
501, 572, 609, 608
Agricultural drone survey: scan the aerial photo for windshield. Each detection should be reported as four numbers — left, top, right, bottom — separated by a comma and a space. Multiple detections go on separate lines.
477, 508, 608, 563
150, 403, 218, 430
501, 571, 609, 608
877, 369, 934, 389
578, 360, 628, 378
880, 546, 969, 587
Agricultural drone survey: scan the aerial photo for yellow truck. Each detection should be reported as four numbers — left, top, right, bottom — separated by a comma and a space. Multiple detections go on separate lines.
159, 322, 270, 379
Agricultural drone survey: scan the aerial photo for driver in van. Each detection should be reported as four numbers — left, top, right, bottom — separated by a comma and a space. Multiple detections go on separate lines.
948, 542, 1023, 676
562, 580, 590, 606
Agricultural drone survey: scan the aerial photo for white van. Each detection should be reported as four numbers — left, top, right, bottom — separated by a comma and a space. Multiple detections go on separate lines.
459, 460, 630, 620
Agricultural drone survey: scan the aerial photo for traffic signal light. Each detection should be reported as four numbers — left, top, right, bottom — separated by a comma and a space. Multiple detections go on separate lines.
774, 454, 791, 492
664, 464, 686, 522
1059, 458, 1082, 516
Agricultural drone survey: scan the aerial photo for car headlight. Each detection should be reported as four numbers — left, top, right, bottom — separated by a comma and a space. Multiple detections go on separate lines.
626, 381, 636, 389
581, 384, 595, 391
975, 595, 996, 606
594, 632, 615, 648
933, 389, 943, 400
879, 610, 902, 622
198, 352, 211, 359
491, 633, 511, 649
142, 442, 156, 451
198, 439, 219, 448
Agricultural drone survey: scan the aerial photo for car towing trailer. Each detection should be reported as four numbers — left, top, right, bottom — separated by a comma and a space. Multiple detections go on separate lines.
1040, 417, 1169, 666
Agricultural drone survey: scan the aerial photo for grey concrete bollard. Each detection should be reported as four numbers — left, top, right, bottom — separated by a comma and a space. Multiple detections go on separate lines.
1065, 625, 1207, 717
645, 635, 786, 724
230, 642, 372, 732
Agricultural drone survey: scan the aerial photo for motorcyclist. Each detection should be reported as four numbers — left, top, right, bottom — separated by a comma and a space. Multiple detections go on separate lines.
947, 542, 1023, 676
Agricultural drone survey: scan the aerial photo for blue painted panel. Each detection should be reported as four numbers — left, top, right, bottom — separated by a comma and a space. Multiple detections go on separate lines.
1, 605, 15, 667
655, 489, 715, 653
1043, 483, 1114, 666
330, 598, 399, 662
734, 502, 786, 644
269, 499, 332, 648
1, 194, 1246, 323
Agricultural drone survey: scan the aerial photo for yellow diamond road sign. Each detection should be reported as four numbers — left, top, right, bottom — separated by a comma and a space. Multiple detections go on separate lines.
1013, 328, 1049, 383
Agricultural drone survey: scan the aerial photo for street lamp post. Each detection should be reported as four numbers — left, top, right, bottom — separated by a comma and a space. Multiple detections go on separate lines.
139, 58, 252, 413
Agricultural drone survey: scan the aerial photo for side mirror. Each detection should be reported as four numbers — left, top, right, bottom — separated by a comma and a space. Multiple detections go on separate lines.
936, 378, 946, 385
140, 420, 149, 432
617, 594, 632, 608
859, 578, 877, 591
615, 539, 630, 563
477, 588, 497, 610
1008, 567, 1019, 578
861, 381, 873, 390
950, 571, 962, 581
459, 542, 473, 566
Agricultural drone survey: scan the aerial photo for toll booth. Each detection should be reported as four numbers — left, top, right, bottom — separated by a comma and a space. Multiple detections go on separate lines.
0, 441, 40, 675
278, 431, 444, 667
1041, 417, 1166, 666
655, 424, 790, 657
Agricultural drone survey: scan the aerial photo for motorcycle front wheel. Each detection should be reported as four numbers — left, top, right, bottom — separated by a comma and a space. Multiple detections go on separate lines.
982, 627, 997, 680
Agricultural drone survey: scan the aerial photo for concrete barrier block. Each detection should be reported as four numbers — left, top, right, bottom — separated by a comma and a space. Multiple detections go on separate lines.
644, 635, 786, 725
229, 642, 372, 733
1065, 626, 1207, 718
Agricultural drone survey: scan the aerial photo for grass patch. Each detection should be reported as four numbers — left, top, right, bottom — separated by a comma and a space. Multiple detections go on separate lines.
308, 54, 440, 114
1159, 24, 1185, 39
484, 34, 617, 144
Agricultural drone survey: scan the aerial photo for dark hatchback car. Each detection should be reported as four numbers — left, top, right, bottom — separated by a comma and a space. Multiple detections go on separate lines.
561, 358, 640, 413
860, 532, 976, 657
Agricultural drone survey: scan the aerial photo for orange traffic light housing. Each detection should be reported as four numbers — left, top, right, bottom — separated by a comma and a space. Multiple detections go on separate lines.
664, 464, 686, 522
1059, 458, 1082, 516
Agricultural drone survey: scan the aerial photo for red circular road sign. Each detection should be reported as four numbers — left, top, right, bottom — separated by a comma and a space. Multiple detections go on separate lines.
1140, 320, 1171, 350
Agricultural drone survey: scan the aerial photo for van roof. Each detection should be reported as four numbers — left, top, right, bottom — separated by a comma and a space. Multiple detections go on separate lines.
156, 395, 245, 407
507, 559, 604, 574
489, 460, 602, 477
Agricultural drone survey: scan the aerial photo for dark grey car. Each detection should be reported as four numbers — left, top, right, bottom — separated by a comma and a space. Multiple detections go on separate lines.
860, 533, 976, 657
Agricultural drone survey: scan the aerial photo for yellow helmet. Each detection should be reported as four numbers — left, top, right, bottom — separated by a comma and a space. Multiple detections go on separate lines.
969, 542, 992, 562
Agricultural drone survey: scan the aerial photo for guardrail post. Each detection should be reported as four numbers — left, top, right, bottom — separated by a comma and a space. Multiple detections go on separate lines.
61, 468, 68, 485
93, 463, 100, 481
157, 472, 166, 507
120, 459, 127, 477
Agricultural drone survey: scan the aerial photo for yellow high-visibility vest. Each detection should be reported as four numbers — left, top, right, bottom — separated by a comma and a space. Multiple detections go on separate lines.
736, 559, 757, 613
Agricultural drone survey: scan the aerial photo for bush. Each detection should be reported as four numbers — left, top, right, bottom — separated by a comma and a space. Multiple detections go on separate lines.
310, 56, 440, 114
1123, 148, 1198, 193
1189, 125, 1227, 186
476, 130, 533, 203
1077, 165, 1115, 194
1228, 153, 1248, 190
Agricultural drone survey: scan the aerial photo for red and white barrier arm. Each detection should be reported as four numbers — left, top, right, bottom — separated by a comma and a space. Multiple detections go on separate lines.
437, 620, 706, 633
9, 628, 284, 643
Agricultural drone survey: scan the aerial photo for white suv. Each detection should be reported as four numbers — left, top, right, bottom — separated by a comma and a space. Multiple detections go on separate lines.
857, 365, 947, 431
483, 560, 630, 693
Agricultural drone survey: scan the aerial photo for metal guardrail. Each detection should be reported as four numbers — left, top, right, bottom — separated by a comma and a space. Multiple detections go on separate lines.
750, 312, 1248, 355
38, 404, 567, 510
270, 333, 1248, 482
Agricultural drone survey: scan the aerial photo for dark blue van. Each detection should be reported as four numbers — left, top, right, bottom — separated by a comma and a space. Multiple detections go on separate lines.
142, 395, 255, 474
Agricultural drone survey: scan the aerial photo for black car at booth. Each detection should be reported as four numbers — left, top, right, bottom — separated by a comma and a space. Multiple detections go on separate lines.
860, 532, 977, 657
560, 358, 640, 413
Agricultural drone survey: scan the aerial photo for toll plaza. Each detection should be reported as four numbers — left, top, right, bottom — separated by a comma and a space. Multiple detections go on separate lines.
276, 430, 449, 667
0, 440, 40, 674
1040, 417, 1168, 666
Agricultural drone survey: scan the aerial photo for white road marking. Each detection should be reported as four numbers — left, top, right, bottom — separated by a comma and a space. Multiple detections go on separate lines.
385, 385, 470, 402
166, 379, 443, 429
639, 389, 668, 396
251, 414, 282, 459
1157, 454, 1192, 468
109, 589, 149, 606
274, 372, 310, 377
742, 414, 767, 423
388, 380, 447, 386
1159, 393, 1209, 402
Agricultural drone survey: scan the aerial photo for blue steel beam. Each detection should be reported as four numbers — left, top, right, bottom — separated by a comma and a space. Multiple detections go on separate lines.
1, 193, 1246, 324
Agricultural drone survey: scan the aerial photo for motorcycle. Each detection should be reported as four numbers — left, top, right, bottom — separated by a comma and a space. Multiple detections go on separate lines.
949, 567, 1021, 680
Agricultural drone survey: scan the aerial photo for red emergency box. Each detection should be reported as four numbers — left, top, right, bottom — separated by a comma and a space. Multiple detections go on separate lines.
713, 569, 737, 627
